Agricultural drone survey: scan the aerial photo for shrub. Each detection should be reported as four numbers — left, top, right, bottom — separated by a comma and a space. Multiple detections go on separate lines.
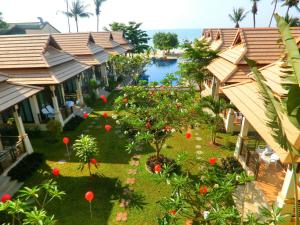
63, 116, 84, 131
220, 156, 244, 174
25, 125, 42, 138
146, 155, 179, 174
7, 152, 44, 181
46, 120, 61, 142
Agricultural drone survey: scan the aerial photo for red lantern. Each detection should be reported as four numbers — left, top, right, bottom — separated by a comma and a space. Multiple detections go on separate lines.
209, 157, 217, 166
105, 124, 112, 132
186, 132, 192, 139
90, 158, 97, 165
83, 113, 89, 119
100, 95, 107, 103
123, 98, 128, 103
145, 122, 151, 129
85, 191, 94, 202
1, 194, 11, 203
199, 186, 208, 195
169, 209, 177, 215
154, 164, 161, 173
52, 168, 60, 176
102, 112, 108, 119
63, 137, 69, 145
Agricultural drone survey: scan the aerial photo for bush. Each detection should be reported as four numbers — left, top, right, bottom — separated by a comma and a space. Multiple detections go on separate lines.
63, 116, 84, 131
220, 157, 244, 174
146, 155, 179, 174
46, 120, 61, 142
7, 152, 44, 181
25, 125, 42, 138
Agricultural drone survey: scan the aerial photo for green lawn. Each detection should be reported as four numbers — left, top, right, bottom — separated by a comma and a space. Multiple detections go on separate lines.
25, 91, 237, 225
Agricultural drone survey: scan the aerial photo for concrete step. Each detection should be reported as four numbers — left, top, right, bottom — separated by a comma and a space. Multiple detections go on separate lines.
0, 176, 11, 193
0, 176, 23, 198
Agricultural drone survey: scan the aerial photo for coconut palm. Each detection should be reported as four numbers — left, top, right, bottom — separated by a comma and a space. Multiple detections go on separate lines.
66, 0, 93, 32
250, 0, 260, 28
229, 8, 248, 28
284, 14, 300, 26
281, 0, 300, 17
269, 0, 279, 27
65, 0, 71, 32
94, 0, 106, 32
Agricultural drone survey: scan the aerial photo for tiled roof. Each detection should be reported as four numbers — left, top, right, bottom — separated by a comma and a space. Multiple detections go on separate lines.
0, 72, 8, 83
226, 65, 252, 83
111, 31, 133, 50
207, 58, 238, 82
218, 43, 247, 64
91, 32, 126, 55
211, 28, 238, 51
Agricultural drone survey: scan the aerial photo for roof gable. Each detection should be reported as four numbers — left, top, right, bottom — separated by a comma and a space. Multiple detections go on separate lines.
91, 32, 120, 49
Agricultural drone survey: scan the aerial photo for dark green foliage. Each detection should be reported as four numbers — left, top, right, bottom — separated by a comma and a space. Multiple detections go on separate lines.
63, 116, 84, 131
220, 157, 244, 174
46, 120, 62, 142
146, 155, 179, 173
0, 12, 8, 30
7, 153, 44, 181
153, 32, 179, 52
105, 21, 150, 53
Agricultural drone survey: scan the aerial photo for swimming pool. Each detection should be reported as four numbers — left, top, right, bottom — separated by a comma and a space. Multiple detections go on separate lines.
140, 58, 180, 83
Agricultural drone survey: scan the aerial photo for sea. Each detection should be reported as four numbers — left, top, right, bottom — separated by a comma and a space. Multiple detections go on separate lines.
146, 29, 202, 46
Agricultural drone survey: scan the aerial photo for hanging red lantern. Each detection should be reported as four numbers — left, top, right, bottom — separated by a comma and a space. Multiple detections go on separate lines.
100, 95, 107, 103
105, 124, 112, 132
154, 164, 161, 173
209, 157, 217, 166
90, 158, 97, 165
123, 98, 128, 103
63, 137, 69, 145
1, 194, 12, 203
186, 132, 192, 139
199, 186, 208, 195
85, 191, 94, 202
145, 122, 151, 129
83, 113, 89, 119
169, 209, 177, 215
52, 168, 60, 176
102, 112, 108, 119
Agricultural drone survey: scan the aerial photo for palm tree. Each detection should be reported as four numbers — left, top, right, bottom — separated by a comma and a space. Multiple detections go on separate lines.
250, 0, 260, 28
94, 0, 106, 32
228, 8, 248, 28
200, 96, 235, 144
281, 0, 300, 17
66, 0, 93, 32
269, 0, 278, 27
284, 14, 300, 26
65, 0, 71, 32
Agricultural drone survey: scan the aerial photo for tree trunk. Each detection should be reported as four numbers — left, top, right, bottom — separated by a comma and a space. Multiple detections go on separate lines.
235, 22, 239, 28
97, 15, 99, 32
155, 142, 161, 158
65, 0, 71, 32
253, 13, 256, 28
286, 6, 291, 17
269, 0, 277, 27
75, 17, 79, 32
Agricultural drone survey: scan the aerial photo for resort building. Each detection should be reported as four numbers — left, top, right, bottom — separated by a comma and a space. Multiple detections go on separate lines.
222, 60, 300, 222
209, 28, 238, 51
111, 31, 134, 52
0, 34, 90, 129
207, 27, 300, 132
0, 72, 42, 174
201, 28, 219, 43
52, 32, 110, 91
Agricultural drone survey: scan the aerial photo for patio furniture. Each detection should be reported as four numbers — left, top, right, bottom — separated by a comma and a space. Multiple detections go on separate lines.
46, 105, 55, 114
258, 146, 280, 168
66, 101, 74, 109
41, 108, 55, 119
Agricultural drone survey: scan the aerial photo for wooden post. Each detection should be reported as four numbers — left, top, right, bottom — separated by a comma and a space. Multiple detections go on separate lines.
101, 64, 109, 86
225, 108, 235, 133
235, 117, 249, 158
29, 95, 41, 125
50, 85, 64, 126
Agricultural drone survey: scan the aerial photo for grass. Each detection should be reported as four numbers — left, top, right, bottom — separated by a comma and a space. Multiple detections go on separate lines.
24, 90, 237, 225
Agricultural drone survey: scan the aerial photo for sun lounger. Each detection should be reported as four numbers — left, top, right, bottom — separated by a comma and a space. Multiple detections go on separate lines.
41, 108, 55, 119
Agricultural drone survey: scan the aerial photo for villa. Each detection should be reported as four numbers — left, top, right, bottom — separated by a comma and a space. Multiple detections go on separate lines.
110, 31, 134, 52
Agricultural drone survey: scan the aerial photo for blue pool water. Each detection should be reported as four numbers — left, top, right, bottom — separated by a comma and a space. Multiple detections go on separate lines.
140, 58, 180, 83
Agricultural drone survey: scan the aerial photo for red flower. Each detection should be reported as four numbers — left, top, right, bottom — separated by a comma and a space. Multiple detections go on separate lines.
52, 168, 60, 176
145, 122, 151, 129
199, 186, 208, 195
100, 95, 107, 103
63, 137, 69, 145
105, 124, 112, 132
154, 164, 161, 173
186, 132, 191, 139
85, 191, 94, 202
1, 194, 11, 203
169, 209, 177, 215
123, 98, 128, 103
90, 158, 97, 165
102, 112, 108, 119
83, 113, 89, 119
209, 157, 217, 166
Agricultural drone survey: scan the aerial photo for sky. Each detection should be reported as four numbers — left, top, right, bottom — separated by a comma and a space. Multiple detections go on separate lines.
1, 0, 299, 32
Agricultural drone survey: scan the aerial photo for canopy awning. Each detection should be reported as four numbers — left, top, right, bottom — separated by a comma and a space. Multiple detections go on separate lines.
222, 81, 300, 163
218, 44, 247, 64
107, 46, 126, 55
207, 58, 238, 82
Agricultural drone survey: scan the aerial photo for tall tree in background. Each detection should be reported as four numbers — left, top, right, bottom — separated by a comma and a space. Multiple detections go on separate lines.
0, 12, 8, 30
153, 32, 179, 54
251, 0, 260, 28
269, 0, 278, 27
65, 0, 93, 32
105, 22, 150, 53
281, 0, 300, 16
228, 7, 248, 28
284, 14, 300, 26
94, 0, 106, 32
65, 0, 71, 32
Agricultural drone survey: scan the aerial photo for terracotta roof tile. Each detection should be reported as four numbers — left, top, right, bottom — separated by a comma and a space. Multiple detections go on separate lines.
214, 28, 238, 50
111, 31, 133, 50
207, 58, 238, 82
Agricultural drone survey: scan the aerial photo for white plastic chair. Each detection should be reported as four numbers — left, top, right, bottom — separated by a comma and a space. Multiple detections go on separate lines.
46, 105, 55, 114
41, 108, 55, 119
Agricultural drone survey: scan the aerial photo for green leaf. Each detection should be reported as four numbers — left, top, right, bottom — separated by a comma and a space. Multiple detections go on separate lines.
286, 86, 300, 120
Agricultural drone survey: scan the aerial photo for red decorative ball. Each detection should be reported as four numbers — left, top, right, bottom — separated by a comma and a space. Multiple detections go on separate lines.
199, 186, 208, 195
83, 113, 89, 119
63, 137, 69, 145
209, 157, 217, 166
1, 194, 12, 203
52, 168, 60, 177
100, 95, 107, 103
123, 98, 128, 103
85, 191, 94, 202
154, 164, 161, 173
145, 122, 151, 129
90, 158, 97, 165
105, 124, 112, 132
102, 112, 108, 119
186, 132, 192, 139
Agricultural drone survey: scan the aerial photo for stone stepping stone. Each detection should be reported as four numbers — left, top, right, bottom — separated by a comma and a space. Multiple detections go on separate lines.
129, 160, 139, 166
132, 154, 141, 159
195, 137, 202, 141
195, 145, 201, 149
123, 188, 134, 196
128, 169, 137, 175
126, 178, 136, 185
58, 160, 66, 164
196, 151, 203, 155
195, 133, 199, 136
119, 199, 130, 208
116, 212, 128, 222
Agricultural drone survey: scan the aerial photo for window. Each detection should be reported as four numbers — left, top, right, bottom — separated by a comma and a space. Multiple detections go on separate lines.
19, 99, 34, 123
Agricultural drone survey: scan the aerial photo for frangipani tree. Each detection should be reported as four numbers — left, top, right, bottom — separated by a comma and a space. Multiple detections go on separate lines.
114, 77, 197, 169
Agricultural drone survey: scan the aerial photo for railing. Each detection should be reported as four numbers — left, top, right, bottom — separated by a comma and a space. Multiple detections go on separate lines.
0, 136, 26, 174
